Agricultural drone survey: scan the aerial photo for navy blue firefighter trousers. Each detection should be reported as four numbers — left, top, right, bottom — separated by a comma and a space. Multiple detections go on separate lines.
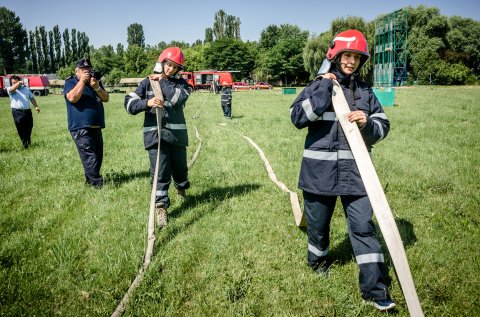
303, 192, 391, 301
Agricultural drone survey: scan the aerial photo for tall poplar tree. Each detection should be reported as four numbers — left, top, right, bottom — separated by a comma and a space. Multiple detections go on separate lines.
225, 15, 236, 38
234, 17, 241, 39
63, 28, 71, 66
127, 23, 145, 48
39, 26, 49, 73
71, 28, 78, 61
48, 30, 55, 72
213, 10, 226, 40
212, 10, 241, 41
77, 31, 85, 58
83, 32, 89, 57
116, 43, 124, 57
28, 30, 38, 73
53, 25, 62, 67
35, 27, 45, 73
204, 28, 213, 44
0, 7, 28, 73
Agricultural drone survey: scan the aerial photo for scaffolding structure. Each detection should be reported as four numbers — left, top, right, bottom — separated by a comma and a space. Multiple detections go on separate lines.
373, 9, 408, 87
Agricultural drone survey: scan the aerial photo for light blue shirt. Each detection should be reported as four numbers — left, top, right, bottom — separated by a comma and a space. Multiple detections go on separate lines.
8, 86, 34, 110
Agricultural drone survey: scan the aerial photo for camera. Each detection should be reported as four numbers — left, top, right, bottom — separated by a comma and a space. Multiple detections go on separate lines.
89, 70, 102, 80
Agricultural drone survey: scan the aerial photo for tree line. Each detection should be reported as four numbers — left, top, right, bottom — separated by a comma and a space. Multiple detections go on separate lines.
0, 8, 89, 76
1, 6, 479, 86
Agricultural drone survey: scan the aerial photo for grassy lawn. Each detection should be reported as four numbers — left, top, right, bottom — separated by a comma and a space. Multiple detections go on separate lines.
1, 86, 479, 316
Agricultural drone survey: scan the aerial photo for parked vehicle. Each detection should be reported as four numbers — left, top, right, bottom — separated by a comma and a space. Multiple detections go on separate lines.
233, 82, 253, 91
253, 82, 273, 90
179, 72, 195, 91
0, 76, 5, 96
1, 74, 50, 96
179, 70, 233, 92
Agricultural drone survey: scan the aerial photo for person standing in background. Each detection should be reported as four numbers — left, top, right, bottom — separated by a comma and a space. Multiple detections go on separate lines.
7, 75, 40, 149
220, 82, 232, 119
64, 58, 109, 188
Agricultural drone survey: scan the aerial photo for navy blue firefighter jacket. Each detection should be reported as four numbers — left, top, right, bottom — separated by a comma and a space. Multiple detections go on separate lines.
124, 77, 190, 149
290, 68, 390, 196
221, 87, 232, 106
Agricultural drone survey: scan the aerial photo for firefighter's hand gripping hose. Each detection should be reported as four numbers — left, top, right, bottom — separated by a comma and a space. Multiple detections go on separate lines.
111, 80, 202, 317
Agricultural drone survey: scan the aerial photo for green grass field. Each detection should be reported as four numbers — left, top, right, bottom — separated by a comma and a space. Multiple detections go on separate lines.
1, 86, 479, 316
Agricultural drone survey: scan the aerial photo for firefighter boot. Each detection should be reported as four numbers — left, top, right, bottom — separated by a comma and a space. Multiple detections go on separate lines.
312, 260, 330, 277
156, 202, 168, 230
177, 188, 186, 198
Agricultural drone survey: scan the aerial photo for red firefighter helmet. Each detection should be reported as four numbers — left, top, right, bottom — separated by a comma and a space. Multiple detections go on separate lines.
326, 30, 369, 69
158, 47, 185, 68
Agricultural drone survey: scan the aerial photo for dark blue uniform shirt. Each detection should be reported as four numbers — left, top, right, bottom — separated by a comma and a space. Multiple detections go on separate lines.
64, 76, 105, 131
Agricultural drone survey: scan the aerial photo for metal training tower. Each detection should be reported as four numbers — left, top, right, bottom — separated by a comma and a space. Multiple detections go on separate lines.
373, 9, 408, 87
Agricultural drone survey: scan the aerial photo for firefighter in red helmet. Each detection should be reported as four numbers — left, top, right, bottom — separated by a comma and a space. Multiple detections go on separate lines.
290, 30, 395, 311
153, 46, 185, 75
124, 47, 190, 229
220, 81, 232, 119
317, 29, 370, 76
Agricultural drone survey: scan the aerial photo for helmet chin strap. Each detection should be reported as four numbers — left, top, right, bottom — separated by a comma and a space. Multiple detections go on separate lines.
153, 61, 182, 76
317, 59, 332, 75
153, 62, 163, 74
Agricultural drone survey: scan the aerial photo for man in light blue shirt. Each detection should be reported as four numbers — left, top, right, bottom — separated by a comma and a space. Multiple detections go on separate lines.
7, 75, 40, 149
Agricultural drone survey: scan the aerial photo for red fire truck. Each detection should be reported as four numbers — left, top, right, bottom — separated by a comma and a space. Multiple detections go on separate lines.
1, 74, 50, 96
0, 76, 5, 96
179, 70, 234, 92
179, 71, 195, 90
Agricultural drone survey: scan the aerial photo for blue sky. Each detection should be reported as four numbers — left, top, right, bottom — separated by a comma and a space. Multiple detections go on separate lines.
2, 0, 479, 48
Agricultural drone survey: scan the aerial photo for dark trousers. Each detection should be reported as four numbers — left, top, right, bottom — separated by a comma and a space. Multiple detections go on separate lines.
221, 104, 231, 117
303, 192, 390, 301
70, 128, 104, 187
12, 109, 33, 148
148, 140, 190, 208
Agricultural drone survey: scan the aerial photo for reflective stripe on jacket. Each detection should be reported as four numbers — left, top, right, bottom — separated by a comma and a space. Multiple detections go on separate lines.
124, 77, 190, 148
290, 69, 390, 195
221, 87, 232, 106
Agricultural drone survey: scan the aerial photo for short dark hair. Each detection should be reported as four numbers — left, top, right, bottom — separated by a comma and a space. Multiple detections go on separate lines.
10, 75, 21, 85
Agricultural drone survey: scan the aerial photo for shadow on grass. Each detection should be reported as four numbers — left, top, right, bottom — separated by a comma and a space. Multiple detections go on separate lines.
155, 183, 261, 246
104, 170, 150, 186
327, 218, 418, 288
0, 140, 30, 152
0, 145, 20, 153
329, 218, 418, 267
171, 183, 261, 218
377, 217, 418, 258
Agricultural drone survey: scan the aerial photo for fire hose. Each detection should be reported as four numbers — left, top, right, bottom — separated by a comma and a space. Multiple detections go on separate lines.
111, 79, 202, 316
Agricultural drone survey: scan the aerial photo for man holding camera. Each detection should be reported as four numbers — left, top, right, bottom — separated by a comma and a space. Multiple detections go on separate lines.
64, 58, 109, 187
7, 75, 40, 149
